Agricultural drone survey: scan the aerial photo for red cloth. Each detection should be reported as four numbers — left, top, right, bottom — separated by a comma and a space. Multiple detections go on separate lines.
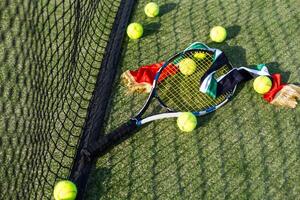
121, 62, 178, 93
128, 62, 164, 85
263, 74, 286, 102
128, 62, 178, 84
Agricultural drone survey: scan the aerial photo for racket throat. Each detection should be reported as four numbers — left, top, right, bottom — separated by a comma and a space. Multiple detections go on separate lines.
138, 112, 183, 125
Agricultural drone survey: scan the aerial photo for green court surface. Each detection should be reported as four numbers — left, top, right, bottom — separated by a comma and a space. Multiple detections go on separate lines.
85, 0, 300, 199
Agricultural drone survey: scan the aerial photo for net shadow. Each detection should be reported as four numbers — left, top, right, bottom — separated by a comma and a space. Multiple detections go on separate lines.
85, 0, 300, 199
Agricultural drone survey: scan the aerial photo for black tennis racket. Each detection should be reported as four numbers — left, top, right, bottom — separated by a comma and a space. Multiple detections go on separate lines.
86, 48, 236, 158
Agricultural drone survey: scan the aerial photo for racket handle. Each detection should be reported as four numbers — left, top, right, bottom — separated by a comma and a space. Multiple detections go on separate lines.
85, 119, 138, 159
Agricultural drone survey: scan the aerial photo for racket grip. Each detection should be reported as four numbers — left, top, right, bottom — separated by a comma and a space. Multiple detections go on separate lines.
86, 119, 138, 159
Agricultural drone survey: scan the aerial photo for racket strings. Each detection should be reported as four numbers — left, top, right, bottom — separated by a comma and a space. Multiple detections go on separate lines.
157, 51, 231, 111
159, 67, 212, 110
157, 52, 210, 110
157, 63, 206, 110
157, 76, 191, 110
158, 52, 210, 110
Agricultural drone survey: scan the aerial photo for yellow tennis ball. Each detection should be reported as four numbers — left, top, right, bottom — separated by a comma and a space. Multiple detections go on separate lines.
53, 180, 77, 200
194, 52, 206, 59
144, 2, 160, 17
178, 58, 197, 75
253, 76, 272, 94
177, 112, 197, 132
127, 23, 143, 39
210, 26, 227, 43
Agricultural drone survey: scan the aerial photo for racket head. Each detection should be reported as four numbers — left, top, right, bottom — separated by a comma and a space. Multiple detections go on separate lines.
153, 49, 235, 115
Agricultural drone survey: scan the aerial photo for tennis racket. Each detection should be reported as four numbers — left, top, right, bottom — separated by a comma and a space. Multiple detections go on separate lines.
87, 48, 236, 158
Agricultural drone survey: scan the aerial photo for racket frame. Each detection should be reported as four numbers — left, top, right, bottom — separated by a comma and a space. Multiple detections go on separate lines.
133, 49, 236, 125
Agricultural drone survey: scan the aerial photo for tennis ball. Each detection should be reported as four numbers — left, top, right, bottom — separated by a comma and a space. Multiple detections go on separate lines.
194, 52, 206, 59
144, 2, 160, 17
210, 26, 227, 43
127, 23, 143, 39
178, 58, 197, 75
253, 76, 272, 94
177, 112, 197, 132
53, 180, 77, 200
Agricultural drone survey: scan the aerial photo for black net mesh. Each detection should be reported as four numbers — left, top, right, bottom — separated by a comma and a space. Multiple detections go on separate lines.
0, 0, 122, 199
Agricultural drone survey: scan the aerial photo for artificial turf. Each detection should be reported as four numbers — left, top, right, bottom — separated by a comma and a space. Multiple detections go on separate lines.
85, 0, 300, 199
1, 0, 299, 199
